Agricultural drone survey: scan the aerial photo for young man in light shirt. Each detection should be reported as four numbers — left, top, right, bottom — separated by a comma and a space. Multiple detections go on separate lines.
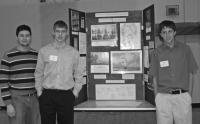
35, 20, 83, 124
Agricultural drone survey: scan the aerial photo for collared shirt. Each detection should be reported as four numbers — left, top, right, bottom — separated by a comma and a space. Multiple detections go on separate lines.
34, 42, 83, 93
149, 41, 198, 93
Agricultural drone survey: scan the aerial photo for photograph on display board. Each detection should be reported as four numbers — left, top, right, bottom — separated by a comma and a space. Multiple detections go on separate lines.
120, 23, 141, 50
73, 36, 78, 50
90, 52, 109, 73
71, 10, 80, 31
95, 84, 136, 100
78, 32, 87, 54
80, 56, 87, 76
91, 24, 118, 47
144, 9, 152, 33
111, 50, 142, 74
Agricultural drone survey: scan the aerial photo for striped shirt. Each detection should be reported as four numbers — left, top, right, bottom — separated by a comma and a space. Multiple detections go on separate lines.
0, 47, 38, 104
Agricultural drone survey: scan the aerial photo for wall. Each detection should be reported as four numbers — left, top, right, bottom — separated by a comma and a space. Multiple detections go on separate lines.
0, 4, 41, 59
39, 2, 76, 46
76, 0, 200, 23
185, 0, 200, 22
0, 2, 76, 59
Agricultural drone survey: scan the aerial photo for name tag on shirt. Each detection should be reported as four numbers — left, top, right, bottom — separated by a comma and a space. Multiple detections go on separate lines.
160, 60, 169, 67
49, 55, 58, 61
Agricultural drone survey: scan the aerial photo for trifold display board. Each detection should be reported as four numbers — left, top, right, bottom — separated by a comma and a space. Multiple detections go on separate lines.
69, 5, 155, 104
143, 5, 156, 105
69, 9, 88, 105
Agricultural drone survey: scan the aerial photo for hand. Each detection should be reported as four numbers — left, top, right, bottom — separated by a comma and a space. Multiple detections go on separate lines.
37, 90, 42, 97
7, 104, 15, 117
72, 89, 79, 98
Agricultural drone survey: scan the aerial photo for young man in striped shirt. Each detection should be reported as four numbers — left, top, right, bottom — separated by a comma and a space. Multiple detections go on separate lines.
0, 25, 41, 124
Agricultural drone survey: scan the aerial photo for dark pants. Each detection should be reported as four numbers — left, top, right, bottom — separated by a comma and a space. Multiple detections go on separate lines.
39, 89, 75, 124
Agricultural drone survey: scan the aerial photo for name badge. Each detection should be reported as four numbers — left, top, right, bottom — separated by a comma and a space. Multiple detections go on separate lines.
49, 55, 58, 61
160, 60, 169, 67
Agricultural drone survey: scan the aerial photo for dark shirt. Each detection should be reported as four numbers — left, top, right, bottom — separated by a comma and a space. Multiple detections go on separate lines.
149, 41, 198, 93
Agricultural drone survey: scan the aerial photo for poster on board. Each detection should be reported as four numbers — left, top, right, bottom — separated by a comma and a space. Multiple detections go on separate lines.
111, 50, 142, 74
91, 24, 118, 47
120, 23, 141, 50
90, 52, 109, 73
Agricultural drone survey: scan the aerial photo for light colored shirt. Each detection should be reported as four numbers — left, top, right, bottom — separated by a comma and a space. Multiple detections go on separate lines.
34, 42, 83, 93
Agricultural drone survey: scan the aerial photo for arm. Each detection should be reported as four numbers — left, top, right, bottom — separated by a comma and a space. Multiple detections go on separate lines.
149, 50, 159, 96
0, 53, 15, 117
187, 45, 198, 96
153, 76, 158, 96
0, 54, 11, 105
0, 88, 5, 106
189, 73, 194, 95
34, 50, 45, 96
72, 52, 84, 98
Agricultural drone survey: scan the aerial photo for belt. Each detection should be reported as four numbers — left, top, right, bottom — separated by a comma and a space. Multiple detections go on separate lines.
170, 89, 187, 94
0, 106, 7, 111
43, 88, 72, 93
22, 93, 36, 97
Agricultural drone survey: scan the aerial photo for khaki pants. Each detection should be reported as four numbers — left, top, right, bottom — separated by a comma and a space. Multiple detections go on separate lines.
0, 110, 9, 124
155, 92, 192, 124
10, 95, 41, 124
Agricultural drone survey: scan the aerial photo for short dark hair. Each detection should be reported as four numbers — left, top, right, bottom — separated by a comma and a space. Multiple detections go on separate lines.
158, 20, 176, 41
16, 24, 32, 36
53, 20, 68, 31
158, 20, 176, 33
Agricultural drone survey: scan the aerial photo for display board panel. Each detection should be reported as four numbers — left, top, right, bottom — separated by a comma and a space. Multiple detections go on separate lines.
69, 5, 156, 102
142, 5, 155, 105
69, 9, 88, 105
86, 10, 144, 100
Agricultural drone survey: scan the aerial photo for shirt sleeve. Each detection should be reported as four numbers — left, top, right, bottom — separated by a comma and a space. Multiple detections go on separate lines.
0, 52, 11, 105
34, 49, 45, 92
187, 45, 198, 73
73, 51, 84, 93
0, 88, 5, 106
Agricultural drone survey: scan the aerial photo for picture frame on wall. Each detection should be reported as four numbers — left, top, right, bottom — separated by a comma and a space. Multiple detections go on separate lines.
144, 9, 152, 33
166, 5, 179, 16
111, 50, 142, 74
71, 10, 80, 31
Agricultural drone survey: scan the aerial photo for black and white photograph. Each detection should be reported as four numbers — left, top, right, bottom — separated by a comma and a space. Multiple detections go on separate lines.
91, 24, 118, 47
120, 23, 141, 49
90, 52, 109, 73
111, 50, 142, 74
